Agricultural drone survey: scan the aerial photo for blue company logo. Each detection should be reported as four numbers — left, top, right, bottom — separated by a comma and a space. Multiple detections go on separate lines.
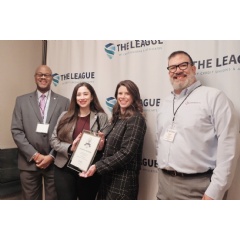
104, 43, 116, 59
106, 97, 116, 112
52, 73, 60, 86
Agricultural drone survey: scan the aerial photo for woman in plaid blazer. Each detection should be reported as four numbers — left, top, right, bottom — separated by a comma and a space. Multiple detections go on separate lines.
80, 80, 147, 200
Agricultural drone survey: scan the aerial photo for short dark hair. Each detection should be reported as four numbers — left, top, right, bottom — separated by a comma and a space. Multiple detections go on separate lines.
168, 50, 194, 65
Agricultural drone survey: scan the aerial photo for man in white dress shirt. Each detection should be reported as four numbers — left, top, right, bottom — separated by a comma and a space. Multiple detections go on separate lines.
156, 50, 240, 200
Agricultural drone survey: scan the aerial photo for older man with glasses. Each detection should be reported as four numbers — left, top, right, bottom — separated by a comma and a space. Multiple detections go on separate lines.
156, 50, 240, 200
11, 65, 70, 200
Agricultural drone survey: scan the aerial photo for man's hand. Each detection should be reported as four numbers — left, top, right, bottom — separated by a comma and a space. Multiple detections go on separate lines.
36, 155, 54, 169
202, 194, 213, 200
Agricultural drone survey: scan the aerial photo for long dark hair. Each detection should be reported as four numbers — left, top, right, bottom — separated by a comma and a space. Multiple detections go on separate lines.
57, 82, 105, 142
112, 80, 144, 123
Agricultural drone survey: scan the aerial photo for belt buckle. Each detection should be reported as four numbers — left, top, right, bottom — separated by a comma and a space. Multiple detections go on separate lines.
173, 171, 177, 176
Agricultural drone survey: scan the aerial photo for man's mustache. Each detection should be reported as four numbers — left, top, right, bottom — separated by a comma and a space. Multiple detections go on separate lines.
173, 72, 187, 78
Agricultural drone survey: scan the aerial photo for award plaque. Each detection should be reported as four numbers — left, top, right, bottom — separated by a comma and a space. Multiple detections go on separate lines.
68, 130, 101, 172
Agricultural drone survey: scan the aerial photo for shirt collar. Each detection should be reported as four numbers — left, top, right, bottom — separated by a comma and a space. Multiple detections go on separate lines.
37, 90, 51, 99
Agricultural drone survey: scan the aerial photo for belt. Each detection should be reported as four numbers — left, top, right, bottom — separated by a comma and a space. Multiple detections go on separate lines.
161, 168, 213, 177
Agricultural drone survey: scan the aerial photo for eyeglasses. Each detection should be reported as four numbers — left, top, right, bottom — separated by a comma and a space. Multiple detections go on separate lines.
167, 62, 192, 73
35, 73, 52, 78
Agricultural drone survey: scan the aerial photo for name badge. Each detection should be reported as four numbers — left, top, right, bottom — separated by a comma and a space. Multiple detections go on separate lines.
163, 128, 177, 142
36, 123, 49, 133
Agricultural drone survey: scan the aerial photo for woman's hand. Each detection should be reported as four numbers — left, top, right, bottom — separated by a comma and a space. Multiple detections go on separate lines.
97, 131, 105, 151
79, 165, 97, 178
71, 133, 82, 152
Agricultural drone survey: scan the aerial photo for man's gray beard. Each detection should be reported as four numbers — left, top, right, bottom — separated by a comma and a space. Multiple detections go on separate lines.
173, 81, 189, 91
172, 75, 196, 91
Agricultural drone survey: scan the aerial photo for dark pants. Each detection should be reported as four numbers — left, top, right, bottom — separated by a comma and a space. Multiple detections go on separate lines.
54, 164, 101, 200
20, 164, 57, 200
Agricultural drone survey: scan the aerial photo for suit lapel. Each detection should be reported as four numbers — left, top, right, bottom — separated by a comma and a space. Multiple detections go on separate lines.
29, 91, 43, 122
46, 91, 58, 123
105, 120, 117, 138
90, 111, 98, 131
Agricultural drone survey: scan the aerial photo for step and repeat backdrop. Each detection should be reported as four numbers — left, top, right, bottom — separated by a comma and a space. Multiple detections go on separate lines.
47, 40, 240, 199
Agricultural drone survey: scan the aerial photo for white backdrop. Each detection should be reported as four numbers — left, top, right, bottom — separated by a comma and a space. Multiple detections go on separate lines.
47, 40, 240, 199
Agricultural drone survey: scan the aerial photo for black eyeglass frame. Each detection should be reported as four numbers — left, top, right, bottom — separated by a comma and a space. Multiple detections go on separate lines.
35, 73, 52, 78
167, 62, 193, 73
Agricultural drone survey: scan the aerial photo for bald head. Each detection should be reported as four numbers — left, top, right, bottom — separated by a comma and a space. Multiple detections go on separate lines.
35, 65, 52, 75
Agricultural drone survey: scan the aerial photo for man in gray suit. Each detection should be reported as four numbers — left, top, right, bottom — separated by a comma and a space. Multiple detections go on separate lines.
11, 65, 70, 200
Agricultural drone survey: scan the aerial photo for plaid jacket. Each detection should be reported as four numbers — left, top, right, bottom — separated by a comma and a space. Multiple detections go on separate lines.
96, 112, 147, 200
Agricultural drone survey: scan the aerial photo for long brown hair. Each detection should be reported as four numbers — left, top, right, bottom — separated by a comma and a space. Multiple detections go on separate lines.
57, 82, 105, 142
112, 80, 144, 123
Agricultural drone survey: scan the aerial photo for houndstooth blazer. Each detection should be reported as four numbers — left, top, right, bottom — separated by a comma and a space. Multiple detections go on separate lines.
96, 112, 147, 200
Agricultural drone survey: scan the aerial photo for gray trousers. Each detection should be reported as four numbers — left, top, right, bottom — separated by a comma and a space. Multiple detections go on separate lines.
20, 165, 57, 200
156, 168, 212, 200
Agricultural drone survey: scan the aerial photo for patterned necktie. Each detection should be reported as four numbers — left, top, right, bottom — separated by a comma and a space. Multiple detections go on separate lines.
39, 94, 46, 119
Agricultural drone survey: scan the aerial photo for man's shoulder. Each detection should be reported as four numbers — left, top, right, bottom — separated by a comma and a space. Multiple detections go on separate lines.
162, 93, 173, 101
199, 85, 222, 95
16, 91, 35, 100
51, 91, 69, 101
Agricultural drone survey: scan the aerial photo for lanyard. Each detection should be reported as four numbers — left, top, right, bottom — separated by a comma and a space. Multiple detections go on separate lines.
172, 85, 202, 122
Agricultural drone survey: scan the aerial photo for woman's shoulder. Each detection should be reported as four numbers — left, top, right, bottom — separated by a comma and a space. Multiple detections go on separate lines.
133, 111, 145, 118
59, 111, 68, 119
96, 111, 108, 116
127, 112, 146, 123
96, 111, 109, 119
124, 113, 146, 133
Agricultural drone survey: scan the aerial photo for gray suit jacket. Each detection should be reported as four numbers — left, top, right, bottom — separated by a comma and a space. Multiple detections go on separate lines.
11, 90, 70, 171
50, 111, 109, 168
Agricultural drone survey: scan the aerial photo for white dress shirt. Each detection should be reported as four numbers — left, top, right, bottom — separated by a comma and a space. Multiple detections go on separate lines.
156, 80, 240, 199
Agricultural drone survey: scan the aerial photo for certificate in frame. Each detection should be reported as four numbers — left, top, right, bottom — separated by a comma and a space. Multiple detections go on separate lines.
67, 130, 101, 172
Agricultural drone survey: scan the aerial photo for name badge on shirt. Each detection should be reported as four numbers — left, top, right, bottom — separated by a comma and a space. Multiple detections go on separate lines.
163, 128, 177, 142
36, 123, 49, 133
